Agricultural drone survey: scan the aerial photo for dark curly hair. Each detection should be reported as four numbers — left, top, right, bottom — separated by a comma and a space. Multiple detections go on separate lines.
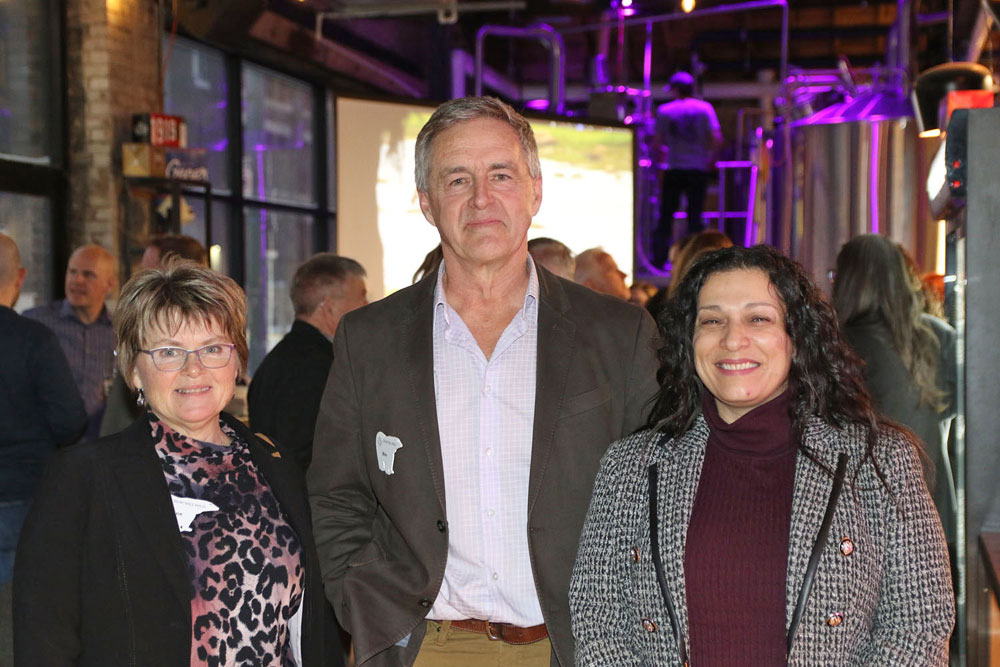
648, 244, 885, 481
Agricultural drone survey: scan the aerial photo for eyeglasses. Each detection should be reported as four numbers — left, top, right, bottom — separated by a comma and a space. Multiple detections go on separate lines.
139, 344, 235, 372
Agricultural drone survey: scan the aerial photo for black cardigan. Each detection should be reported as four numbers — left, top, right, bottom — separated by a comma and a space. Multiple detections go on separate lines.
13, 413, 341, 667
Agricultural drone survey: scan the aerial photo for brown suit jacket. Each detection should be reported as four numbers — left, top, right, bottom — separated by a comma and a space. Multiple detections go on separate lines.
307, 265, 660, 666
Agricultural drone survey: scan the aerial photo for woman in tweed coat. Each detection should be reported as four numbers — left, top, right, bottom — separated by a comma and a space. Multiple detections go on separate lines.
570, 245, 954, 665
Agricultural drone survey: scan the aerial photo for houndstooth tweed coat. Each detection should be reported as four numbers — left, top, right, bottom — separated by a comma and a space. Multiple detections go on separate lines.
569, 414, 954, 666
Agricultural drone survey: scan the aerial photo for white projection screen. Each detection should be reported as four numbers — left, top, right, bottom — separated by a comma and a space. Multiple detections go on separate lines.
335, 96, 635, 299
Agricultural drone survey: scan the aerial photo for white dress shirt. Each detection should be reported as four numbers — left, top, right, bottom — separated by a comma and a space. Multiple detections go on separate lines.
427, 257, 543, 626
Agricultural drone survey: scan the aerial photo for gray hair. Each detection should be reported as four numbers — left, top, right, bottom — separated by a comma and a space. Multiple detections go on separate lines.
528, 237, 575, 280
291, 253, 366, 316
414, 96, 541, 192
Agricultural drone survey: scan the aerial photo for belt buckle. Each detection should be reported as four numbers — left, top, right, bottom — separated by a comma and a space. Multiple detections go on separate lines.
485, 621, 502, 641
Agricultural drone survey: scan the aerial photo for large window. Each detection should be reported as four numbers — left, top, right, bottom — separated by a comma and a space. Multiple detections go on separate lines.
0, 0, 58, 163
244, 208, 315, 372
163, 37, 230, 193
242, 65, 315, 206
0, 192, 52, 311
163, 37, 332, 375
0, 0, 62, 301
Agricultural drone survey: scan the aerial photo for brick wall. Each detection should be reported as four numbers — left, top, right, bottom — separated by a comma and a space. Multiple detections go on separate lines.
65, 0, 161, 268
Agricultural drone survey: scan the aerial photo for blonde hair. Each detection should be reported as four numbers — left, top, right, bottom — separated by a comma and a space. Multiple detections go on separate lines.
114, 259, 248, 388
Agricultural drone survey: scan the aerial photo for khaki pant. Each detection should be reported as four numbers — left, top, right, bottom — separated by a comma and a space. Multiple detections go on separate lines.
412, 620, 551, 667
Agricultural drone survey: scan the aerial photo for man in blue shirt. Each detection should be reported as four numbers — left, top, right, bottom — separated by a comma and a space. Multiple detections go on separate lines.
0, 233, 85, 648
24, 244, 116, 440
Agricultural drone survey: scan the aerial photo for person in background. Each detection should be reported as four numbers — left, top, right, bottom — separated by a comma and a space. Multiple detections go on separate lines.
833, 234, 957, 545
249, 254, 368, 471
24, 244, 117, 440
899, 243, 947, 319
650, 71, 722, 268
0, 233, 86, 665
100, 234, 209, 436
571, 244, 953, 664
628, 280, 658, 309
667, 229, 734, 298
308, 96, 659, 667
140, 234, 208, 269
574, 247, 630, 301
15, 260, 340, 666
644, 230, 734, 323
528, 237, 576, 281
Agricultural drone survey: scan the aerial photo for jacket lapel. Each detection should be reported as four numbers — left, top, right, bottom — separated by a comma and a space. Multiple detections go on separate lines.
527, 269, 575, 514
402, 275, 447, 512
784, 420, 842, 634
110, 418, 192, 609
654, 420, 709, 638
229, 417, 312, 548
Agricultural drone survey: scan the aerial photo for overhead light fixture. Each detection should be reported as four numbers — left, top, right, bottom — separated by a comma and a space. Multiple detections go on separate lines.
681, 0, 695, 12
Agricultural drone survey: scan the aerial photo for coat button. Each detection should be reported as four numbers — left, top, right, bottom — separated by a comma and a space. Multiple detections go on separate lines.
437, 520, 447, 532
630, 546, 641, 563
839, 537, 854, 556
420, 599, 431, 607
826, 611, 844, 627
642, 618, 657, 632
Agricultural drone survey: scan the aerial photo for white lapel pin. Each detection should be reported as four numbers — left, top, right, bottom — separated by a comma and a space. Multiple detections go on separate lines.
375, 431, 403, 476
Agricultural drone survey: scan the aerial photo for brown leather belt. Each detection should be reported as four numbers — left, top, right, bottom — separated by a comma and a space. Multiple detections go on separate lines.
448, 619, 548, 644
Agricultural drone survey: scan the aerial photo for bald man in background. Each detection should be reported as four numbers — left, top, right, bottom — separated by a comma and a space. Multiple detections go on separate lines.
574, 248, 630, 301
24, 244, 117, 439
0, 233, 86, 661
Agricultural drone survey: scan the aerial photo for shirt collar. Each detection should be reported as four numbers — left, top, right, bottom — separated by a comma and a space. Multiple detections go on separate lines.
433, 255, 539, 327
59, 298, 111, 325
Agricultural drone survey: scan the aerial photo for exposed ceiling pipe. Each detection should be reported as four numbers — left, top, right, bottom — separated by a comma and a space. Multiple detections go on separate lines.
892, 0, 914, 93
964, 0, 1000, 63
556, 0, 789, 92
451, 49, 520, 101
474, 24, 566, 113
314, 1, 525, 23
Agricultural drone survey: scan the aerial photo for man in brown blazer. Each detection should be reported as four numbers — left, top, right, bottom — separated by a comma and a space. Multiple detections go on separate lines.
308, 96, 659, 666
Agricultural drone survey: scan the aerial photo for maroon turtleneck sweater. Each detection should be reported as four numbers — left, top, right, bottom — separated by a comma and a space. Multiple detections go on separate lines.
683, 390, 798, 666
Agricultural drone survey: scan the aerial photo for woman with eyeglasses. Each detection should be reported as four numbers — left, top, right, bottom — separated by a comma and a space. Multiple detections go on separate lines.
14, 260, 339, 666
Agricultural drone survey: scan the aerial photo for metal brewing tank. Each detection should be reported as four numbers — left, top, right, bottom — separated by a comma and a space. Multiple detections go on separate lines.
783, 89, 936, 291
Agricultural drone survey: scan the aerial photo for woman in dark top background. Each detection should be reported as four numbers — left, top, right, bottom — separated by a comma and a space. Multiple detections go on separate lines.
15, 260, 340, 666
570, 244, 953, 665
833, 234, 957, 544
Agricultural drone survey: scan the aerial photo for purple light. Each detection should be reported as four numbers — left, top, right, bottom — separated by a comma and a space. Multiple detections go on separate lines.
744, 165, 758, 247
638, 158, 652, 168
210, 139, 228, 151
616, 85, 626, 93
765, 138, 773, 149
869, 124, 880, 234
525, 99, 550, 111
623, 115, 633, 124
623, 7, 636, 15
621, 0, 632, 6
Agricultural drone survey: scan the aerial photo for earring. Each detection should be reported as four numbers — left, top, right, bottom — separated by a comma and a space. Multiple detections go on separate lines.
136, 388, 145, 407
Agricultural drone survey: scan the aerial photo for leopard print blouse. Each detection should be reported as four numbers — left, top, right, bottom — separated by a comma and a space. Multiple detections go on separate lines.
150, 412, 304, 666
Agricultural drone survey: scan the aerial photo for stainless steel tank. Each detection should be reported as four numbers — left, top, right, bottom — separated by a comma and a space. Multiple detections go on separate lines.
781, 89, 938, 291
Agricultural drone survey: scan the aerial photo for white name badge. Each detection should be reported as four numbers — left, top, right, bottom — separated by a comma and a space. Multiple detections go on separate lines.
170, 495, 220, 532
